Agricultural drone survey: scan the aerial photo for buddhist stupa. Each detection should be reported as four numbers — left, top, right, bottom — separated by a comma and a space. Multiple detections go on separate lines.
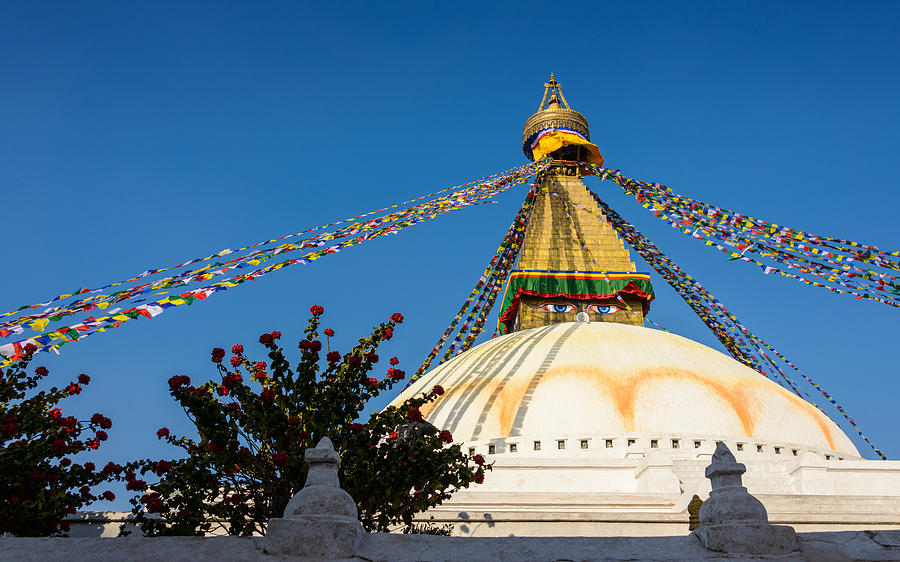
388, 76, 899, 537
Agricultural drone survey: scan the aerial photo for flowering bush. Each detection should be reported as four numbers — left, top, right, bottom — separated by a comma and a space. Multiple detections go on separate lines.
119, 307, 488, 536
0, 348, 115, 536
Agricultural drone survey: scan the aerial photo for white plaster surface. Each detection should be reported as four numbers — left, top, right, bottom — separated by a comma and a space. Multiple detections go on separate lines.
390, 323, 859, 457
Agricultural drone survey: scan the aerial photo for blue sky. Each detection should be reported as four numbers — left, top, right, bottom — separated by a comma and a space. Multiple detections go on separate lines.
1, 2, 898, 509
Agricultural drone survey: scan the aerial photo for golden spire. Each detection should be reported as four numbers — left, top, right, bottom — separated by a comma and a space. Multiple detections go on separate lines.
522, 74, 602, 166
496, 76, 653, 333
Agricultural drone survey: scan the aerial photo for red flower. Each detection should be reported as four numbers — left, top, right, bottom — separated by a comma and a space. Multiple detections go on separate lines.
475, 472, 484, 484
84, 462, 95, 471
102, 491, 116, 501
438, 430, 453, 443
272, 451, 288, 466
50, 439, 66, 452
168, 375, 190, 389
78, 373, 90, 384
61, 458, 72, 467
2, 423, 17, 436
48, 408, 62, 420
367, 353, 378, 363
156, 427, 170, 439
226, 402, 240, 413
367, 377, 378, 388
383, 328, 393, 340
35, 366, 48, 376
259, 333, 274, 345
323, 328, 335, 337
102, 462, 121, 475
349, 423, 363, 433
348, 356, 362, 367
95, 430, 108, 441
298, 339, 322, 352
387, 431, 399, 442
230, 356, 242, 367
260, 390, 275, 403
124, 471, 136, 481
326, 351, 341, 363
99, 417, 112, 429
23, 343, 37, 354
79, 485, 91, 497
391, 313, 404, 323
287, 416, 300, 426
433, 385, 445, 395
90, 413, 103, 424
9, 497, 19, 505
222, 373, 243, 390
388, 368, 405, 381
298, 431, 310, 440
407, 407, 423, 422
155, 460, 173, 476
472, 454, 485, 466
309, 305, 324, 316
231, 344, 244, 355
66, 383, 82, 395
390, 357, 399, 366
271, 331, 281, 339
211, 347, 226, 363
126, 479, 147, 491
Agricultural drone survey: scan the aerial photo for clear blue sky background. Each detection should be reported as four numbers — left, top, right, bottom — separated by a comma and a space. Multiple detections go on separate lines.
1, 2, 897, 509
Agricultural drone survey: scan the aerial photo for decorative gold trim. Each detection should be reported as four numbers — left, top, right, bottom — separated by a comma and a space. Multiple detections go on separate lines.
522, 74, 590, 158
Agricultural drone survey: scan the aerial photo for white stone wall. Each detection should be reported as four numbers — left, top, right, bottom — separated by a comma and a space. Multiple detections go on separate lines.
3, 530, 899, 561
417, 444, 900, 537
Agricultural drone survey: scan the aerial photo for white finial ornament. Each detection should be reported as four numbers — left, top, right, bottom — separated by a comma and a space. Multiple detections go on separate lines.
692, 441, 797, 554
263, 437, 364, 557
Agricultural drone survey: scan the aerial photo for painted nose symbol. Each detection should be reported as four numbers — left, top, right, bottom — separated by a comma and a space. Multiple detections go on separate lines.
576, 311, 590, 323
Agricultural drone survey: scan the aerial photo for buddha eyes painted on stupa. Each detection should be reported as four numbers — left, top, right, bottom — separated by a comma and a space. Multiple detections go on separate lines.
588, 304, 624, 314
531, 300, 624, 315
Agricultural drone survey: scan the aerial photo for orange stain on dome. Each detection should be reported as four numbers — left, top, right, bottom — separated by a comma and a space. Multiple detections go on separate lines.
415, 348, 835, 451
528, 365, 756, 436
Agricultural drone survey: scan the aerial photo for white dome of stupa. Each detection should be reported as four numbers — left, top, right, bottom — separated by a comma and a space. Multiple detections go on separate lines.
390, 322, 860, 459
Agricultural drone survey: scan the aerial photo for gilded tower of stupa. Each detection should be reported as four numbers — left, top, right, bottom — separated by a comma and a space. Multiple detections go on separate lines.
498, 75, 654, 333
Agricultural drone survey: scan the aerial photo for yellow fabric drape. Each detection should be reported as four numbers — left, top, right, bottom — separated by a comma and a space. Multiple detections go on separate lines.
530, 129, 604, 166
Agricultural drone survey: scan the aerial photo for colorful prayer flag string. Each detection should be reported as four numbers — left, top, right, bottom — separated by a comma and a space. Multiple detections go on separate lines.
587, 188, 886, 459
0, 162, 546, 366
578, 163, 900, 309
0, 163, 537, 331
408, 186, 538, 388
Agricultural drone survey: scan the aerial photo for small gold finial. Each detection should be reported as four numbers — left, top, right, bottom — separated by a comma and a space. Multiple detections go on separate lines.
537, 73, 570, 111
